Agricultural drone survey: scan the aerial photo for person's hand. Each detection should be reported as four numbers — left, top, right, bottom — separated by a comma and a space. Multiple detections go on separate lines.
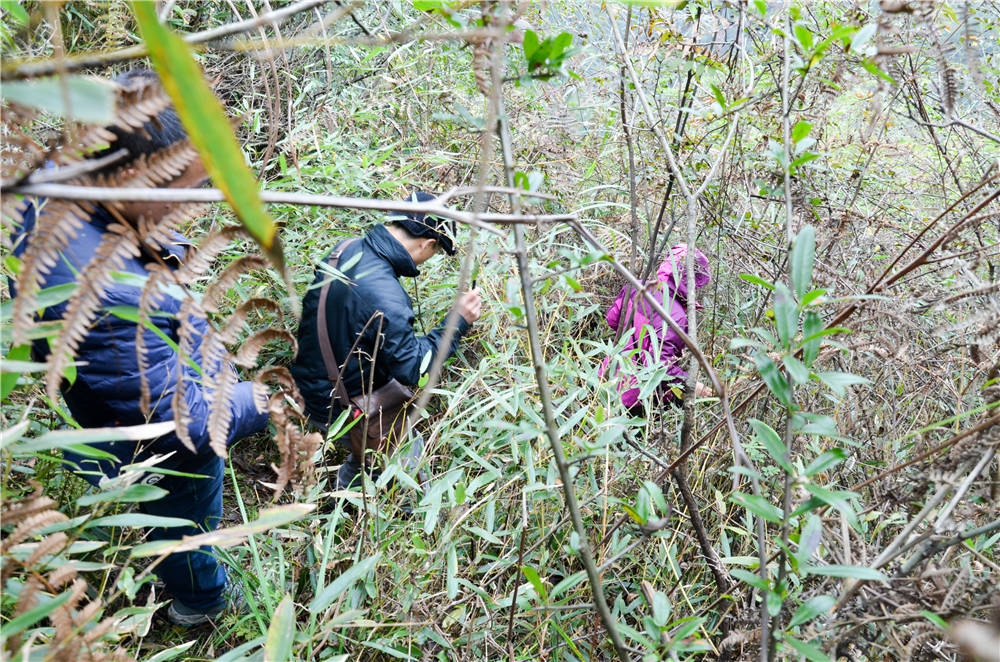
457, 288, 482, 325
694, 381, 714, 398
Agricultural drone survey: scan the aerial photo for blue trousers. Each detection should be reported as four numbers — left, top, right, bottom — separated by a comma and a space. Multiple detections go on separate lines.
68, 451, 227, 611
141, 455, 227, 611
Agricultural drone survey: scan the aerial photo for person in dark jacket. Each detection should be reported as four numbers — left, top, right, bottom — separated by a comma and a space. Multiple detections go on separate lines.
7, 70, 269, 627
291, 192, 481, 488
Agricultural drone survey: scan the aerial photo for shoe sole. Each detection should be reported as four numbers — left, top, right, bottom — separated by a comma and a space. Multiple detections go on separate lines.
166, 603, 223, 627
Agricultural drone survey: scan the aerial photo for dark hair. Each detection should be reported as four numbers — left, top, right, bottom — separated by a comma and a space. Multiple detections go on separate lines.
92, 69, 187, 174
386, 191, 457, 255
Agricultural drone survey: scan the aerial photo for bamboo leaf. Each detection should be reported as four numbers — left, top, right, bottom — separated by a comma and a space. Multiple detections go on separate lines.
800, 312, 826, 366
804, 449, 847, 476
783, 355, 810, 385
804, 564, 886, 580
263, 594, 296, 662
77, 483, 168, 506
815, 371, 871, 397
447, 544, 458, 600
522, 565, 548, 602
309, 553, 380, 613
1, 344, 31, 399
86, 514, 193, 529
2, 75, 117, 124
6, 421, 176, 453
738, 273, 775, 290
0, 587, 75, 641
132, 504, 314, 558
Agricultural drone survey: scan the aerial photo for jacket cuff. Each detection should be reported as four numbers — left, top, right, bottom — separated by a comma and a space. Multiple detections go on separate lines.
457, 315, 472, 336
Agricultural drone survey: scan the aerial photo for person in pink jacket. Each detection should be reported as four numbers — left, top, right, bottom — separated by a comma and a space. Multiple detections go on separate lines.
602, 244, 712, 413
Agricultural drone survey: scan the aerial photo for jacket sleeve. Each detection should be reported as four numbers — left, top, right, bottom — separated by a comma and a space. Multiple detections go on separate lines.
657, 293, 688, 383
606, 286, 627, 330
376, 293, 471, 386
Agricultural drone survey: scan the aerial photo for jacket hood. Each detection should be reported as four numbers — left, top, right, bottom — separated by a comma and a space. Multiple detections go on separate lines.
656, 243, 710, 302
366, 223, 419, 278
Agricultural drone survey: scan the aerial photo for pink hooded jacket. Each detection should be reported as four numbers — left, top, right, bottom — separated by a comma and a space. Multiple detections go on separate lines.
601, 244, 711, 409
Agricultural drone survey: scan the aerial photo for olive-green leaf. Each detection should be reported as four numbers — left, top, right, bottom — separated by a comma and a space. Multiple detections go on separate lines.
731, 492, 784, 523
749, 418, 791, 473
789, 594, 835, 627
773, 283, 798, 348
131, 1, 282, 269
754, 353, 793, 408
790, 224, 816, 299
785, 635, 833, 662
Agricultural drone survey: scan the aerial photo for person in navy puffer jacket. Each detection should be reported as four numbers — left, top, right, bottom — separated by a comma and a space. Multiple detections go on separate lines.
8, 70, 269, 627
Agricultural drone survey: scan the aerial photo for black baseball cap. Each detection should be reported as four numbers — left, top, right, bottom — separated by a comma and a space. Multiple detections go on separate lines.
386, 191, 457, 255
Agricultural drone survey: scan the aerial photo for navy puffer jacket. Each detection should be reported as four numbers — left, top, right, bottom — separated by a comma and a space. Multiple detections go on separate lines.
291, 224, 470, 427
9, 201, 269, 477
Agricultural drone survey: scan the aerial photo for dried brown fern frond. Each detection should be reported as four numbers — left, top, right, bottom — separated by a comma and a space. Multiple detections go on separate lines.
219, 298, 282, 345
0, 507, 70, 585
939, 280, 1000, 306
137, 201, 208, 251
1, 505, 135, 662
24, 531, 70, 570
47, 563, 78, 589
203, 330, 239, 458
47, 577, 89, 661
234, 329, 297, 368
170, 299, 201, 454
253, 365, 303, 413
0, 105, 45, 179
45, 223, 141, 401
113, 71, 173, 132
202, 255, 269, 314
51, 123, 118, 166
11, 575, 44, 644
174, 226, 244, 283
94, 139, 199, 192
10, 200, 91, 345
0, 489, 60, 528
2, 198, 30, 245
941, 210, 1000, 246
267, 392, 320, 495
135, 264, 170, 415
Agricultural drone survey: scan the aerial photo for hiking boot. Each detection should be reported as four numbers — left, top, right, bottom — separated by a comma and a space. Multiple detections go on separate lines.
166, 578, 245, 627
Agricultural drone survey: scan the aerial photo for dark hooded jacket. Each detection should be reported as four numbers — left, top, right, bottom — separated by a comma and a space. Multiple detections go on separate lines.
9, 201, 269, 479
291, 224, 470, 427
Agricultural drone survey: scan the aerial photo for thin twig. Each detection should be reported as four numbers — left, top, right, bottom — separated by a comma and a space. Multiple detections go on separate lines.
1, 0, 338, 79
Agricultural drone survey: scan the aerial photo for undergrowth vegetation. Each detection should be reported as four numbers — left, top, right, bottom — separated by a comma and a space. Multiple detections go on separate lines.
1, 1, 999, 661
